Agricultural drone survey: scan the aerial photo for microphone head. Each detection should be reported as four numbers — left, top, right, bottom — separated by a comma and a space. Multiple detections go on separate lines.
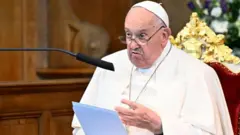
75, 53, 115, 71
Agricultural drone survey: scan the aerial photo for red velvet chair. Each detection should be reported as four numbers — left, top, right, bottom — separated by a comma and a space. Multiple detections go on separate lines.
208, 62, 240, 135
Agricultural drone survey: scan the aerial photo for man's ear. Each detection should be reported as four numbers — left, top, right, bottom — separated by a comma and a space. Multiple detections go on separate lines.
164, 28, 171, 38
162, 28, 171, 42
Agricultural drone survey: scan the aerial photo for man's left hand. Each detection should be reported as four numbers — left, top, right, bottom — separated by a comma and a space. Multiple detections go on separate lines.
115, 99, 162, 134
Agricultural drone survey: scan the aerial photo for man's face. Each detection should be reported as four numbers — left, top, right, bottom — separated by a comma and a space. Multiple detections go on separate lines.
124, 7, 166, 68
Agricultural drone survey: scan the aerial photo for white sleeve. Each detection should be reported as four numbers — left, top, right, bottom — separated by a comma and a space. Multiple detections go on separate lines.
203, 67, 233, 135
71, 67, 103, 135
160, 68, 222, 135
160, 116, 215, 135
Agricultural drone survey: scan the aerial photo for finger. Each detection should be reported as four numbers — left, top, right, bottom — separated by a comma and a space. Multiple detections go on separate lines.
120, 116, 149, 129
124, 121, 137, 127
121, 99, 138, 110
118, 114, 136, 121
122, 118, 148, 129
120, 117, 136, 126
119, 117, 129, 123
115, 106, 135, 116
120, 114, 150, 126
118, 111, 133, 117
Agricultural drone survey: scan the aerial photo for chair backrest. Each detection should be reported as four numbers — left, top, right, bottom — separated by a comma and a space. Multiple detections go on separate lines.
208, 62, 240, 135
170, 12, 240, 135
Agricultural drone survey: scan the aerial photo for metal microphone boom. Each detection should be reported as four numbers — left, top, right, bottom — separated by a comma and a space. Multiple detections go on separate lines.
0, 48, 114, 71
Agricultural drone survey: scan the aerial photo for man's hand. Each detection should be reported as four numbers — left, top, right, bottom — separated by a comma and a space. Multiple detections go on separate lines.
115, 99, 162, 134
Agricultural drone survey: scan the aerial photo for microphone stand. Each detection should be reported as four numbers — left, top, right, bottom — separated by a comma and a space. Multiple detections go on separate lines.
0, 48, 115, 71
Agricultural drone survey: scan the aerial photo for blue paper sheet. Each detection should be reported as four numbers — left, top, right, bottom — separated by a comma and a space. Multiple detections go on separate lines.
72, 102, 128, 135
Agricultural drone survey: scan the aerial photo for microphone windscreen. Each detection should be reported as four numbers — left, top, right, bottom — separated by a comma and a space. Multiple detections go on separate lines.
75, 53, 115, 71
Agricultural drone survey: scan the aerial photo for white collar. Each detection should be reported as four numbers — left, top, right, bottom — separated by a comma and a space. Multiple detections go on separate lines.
134, 40, 172, 73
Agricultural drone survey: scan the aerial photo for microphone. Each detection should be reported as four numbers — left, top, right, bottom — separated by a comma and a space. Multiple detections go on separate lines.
0, 48, 115, 71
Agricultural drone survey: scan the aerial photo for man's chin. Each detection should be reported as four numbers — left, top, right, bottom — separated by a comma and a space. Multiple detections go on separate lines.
130, 59, 145, 68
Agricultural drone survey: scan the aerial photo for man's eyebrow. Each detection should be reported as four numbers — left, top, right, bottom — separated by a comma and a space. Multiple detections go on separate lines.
124, 28, 129, 31
139, 29, 148, 32
124, 28, 148, 32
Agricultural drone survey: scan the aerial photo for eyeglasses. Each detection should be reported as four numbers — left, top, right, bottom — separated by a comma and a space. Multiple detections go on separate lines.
119, 25, 165, 46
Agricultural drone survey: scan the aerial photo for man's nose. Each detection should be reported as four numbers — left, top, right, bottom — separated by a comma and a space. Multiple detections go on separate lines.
128, 39, 139, 49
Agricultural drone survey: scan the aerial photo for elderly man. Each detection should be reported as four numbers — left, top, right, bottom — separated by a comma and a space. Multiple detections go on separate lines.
72, 1, 233, 135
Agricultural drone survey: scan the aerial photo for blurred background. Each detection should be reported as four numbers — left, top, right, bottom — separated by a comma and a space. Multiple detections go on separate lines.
0, 0, 193, 82
1, 0, 238, 135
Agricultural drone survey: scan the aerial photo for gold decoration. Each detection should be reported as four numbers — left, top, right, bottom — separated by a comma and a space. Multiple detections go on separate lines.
170, 12, 240, 64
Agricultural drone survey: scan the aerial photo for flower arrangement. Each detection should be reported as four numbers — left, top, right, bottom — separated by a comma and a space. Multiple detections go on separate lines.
169, 13, 240, 64
187, 0, 240, 55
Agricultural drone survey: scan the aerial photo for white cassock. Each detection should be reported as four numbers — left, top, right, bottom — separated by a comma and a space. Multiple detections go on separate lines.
71, 40, 234, 135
